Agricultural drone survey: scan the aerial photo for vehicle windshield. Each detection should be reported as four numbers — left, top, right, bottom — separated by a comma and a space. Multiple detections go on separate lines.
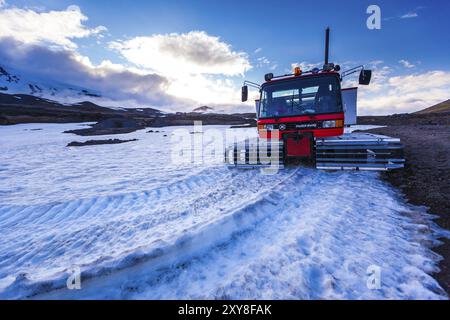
259, 75, 343, 118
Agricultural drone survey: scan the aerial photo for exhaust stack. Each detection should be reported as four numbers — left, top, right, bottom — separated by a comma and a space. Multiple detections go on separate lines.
324, 27, 330, 66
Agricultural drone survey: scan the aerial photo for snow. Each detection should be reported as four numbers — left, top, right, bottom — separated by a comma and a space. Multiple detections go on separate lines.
345, 124, 384, 133
0, 123, 447, 300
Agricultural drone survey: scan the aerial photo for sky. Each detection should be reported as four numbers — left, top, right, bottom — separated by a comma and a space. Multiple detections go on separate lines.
0, 0, 449, 114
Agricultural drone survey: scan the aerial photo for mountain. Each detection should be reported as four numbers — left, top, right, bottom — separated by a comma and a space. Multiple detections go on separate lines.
0, 92, 255, 130
0, 65, 102, 103
0, 92, 161, 125
192, 106, 214, 113
414, 99, 450, 114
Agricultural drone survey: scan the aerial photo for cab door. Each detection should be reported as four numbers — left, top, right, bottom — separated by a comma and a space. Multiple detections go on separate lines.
341, 87, 358, 126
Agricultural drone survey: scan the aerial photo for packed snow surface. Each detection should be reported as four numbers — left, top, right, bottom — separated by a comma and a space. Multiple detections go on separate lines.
0, 123, 447, 299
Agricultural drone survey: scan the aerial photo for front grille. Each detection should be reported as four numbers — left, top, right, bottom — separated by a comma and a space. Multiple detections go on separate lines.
283, 121, 320, 130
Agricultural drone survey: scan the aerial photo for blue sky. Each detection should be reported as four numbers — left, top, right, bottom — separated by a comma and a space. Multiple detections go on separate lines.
1, 0, 449, 114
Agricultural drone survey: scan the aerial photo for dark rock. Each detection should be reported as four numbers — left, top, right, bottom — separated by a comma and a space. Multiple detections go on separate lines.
64, 118, 145, 136
67, 139, 138, 147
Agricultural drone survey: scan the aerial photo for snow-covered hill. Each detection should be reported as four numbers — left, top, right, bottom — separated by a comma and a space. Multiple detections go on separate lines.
0, 65, 102, 104
0, 124, 448, 299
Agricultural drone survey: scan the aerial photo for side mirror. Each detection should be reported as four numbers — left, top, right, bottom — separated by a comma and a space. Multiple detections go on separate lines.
264, 73, 274, 82
241, 85, 248, 102
359, 69, 372, 85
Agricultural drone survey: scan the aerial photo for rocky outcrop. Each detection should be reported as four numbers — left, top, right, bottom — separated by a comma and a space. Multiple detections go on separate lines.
67, 139, 138, 147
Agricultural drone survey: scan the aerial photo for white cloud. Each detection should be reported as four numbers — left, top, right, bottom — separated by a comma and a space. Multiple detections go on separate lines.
357, 69, 450, 115
0, 5, 250, 112
254, 47, 262, 54
0, 5, 107, 49
166, 74, 243, 108
385, 6, 425, 21
399, 59, 415, 68
109, 31, 253, 110
110, 31, 251, 76
341, 61, 450, 115
368, 60, 384, 67
0, 0, 6, 8
401, 12, 418, 19
256, 56, 270, 67
0, 37, 250, 112
0, 38, 184, 109
387, 71, 450, 94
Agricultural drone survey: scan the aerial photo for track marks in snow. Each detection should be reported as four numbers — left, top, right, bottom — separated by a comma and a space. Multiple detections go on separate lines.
33, 170, 447, 300
0, 165, 306, 298
123, 172, 445, 300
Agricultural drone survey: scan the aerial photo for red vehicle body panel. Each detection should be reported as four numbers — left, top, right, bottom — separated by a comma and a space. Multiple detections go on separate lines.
257, 112, 345, 140
285, 136, 312, 157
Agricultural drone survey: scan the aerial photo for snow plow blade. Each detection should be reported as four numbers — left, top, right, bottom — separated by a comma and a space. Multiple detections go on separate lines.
224, 139, 284, 169
315, 133, 405, 171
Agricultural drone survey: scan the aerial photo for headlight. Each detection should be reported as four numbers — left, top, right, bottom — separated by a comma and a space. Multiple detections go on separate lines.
322, 120, 336, 128
264, 124, 275, 131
